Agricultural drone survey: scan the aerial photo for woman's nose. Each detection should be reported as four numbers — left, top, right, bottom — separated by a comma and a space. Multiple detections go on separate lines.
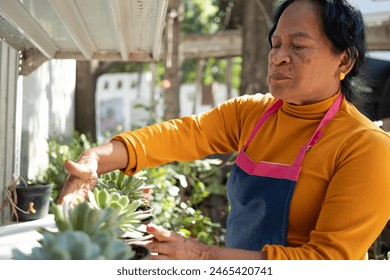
269, 47, 291, 65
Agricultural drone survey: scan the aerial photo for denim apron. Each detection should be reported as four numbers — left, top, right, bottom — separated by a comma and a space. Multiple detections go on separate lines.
225, 94, 343, 250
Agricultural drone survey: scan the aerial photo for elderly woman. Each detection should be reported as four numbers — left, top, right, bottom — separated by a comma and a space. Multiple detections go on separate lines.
58, 0, 390, 260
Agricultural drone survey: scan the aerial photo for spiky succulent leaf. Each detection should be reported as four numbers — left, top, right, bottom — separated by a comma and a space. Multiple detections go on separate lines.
88, 190, 100, 209
118, 196, 130, 208
121, 230, 145, 239
109, 192, 121, 203
24, 231, 133, 260
97, 188, 109, 208
92, 231, 135, 260
12, 207, 136, 260
52, 202, 123, 238
96, 170, 148, 203
108, 201, 124, 211
71, 202, 90, 231
52, 202, 72, 231
107, 180, 117, 189
123, 200, 142, 213
117, 171, 125, 189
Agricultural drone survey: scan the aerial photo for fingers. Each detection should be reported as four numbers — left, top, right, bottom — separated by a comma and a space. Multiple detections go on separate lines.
57, 175, 94, 204
59, 189, 87, 206
57, 158, 99, 205
147, 240, 173, 256
146, 224, 173, 256
147, 224, 174, 242
57, 184, 82, 205
64, 159, 97, 181
145, 225, 211, 260
145, 224, 189, 258
56, 194, 66, 205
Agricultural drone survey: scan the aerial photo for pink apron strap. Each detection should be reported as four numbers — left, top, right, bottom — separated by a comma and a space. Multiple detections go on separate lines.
292, 93, 343, 167
244, 99, 283, 147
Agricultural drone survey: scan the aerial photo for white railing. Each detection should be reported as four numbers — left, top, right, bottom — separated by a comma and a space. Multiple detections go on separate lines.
0, 42, 21, 226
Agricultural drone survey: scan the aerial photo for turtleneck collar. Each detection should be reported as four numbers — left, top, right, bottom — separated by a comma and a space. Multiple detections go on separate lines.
280, 92, 341, 120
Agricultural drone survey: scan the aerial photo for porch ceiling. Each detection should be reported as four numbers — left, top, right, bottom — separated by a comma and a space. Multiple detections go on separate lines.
0, 0, 168, 73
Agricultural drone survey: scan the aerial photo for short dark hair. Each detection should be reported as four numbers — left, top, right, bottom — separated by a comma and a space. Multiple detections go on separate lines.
268, 0, 366, 102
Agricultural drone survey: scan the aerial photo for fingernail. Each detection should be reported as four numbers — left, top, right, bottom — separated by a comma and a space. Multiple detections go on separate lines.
147, 225, 155, 232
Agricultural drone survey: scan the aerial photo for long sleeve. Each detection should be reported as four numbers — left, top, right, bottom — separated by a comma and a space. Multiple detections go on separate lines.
111, 94, 273, 174
111, 92, 390, 259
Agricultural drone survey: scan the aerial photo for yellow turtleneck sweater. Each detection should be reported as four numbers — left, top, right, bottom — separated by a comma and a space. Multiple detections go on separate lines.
112, 93, 390, 260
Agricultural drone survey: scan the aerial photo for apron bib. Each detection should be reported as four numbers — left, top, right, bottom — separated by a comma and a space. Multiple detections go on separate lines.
225, 94, 342, 250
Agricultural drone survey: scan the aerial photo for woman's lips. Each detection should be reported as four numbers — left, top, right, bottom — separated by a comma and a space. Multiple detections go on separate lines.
270, 74, 291, 81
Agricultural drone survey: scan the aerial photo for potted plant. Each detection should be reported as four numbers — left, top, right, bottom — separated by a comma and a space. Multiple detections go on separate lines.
92, 170, 154, 242
97, 170, 150, 203
0, 175, 52, 222
11, 202, 149, 260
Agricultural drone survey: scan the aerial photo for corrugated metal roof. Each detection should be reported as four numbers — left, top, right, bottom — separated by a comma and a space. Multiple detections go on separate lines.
0, 0, 168, 70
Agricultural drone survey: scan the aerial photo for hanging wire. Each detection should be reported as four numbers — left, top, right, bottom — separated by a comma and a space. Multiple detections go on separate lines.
0, 175, 31, 222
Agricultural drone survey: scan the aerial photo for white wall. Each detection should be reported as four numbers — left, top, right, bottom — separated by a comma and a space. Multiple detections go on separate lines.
95, 72, 238, 142
20, 59, 76, 180
95, 72, 161, 142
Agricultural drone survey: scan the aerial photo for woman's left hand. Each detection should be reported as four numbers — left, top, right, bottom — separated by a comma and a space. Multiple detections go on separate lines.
145, 224, 212, 260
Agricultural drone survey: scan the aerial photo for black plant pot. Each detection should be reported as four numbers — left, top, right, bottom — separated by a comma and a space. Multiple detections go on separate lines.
129, 244, 150, 260
136, 205, 153, 214
15, 183, 52, 222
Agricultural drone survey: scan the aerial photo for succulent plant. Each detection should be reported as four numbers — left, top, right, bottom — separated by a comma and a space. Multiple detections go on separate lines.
87, 188, 152, 239
12, 230, 134, 260
97, 170, 147, 202
88, 170, 154, 240
11, 203, 138, 260
53, 201, 124, 237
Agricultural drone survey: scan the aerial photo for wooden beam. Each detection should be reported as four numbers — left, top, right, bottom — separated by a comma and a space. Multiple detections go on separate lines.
161, 24, 390, 60
17, 22, 390, 75
181, 30, 242, 59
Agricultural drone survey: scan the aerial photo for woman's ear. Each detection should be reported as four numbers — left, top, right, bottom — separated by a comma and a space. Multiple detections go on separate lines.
339, 48, 357, 76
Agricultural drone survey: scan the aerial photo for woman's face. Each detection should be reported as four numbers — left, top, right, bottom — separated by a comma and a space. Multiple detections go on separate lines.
267, 1, 346, 105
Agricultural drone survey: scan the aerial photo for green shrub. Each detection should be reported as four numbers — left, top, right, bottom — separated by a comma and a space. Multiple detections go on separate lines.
44, 131, 229, 247
144, 158, 228, 246
44, 131, 98, 201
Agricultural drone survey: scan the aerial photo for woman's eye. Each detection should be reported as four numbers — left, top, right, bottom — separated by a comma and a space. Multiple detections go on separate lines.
293, 45, 305, 50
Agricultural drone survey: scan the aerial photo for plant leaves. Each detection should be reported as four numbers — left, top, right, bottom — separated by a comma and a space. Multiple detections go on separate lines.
97, 189, 109, 208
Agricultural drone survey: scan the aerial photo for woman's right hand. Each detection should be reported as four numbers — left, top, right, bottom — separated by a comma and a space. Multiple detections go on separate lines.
56, 140, 129, 205
56, 155, 99, 205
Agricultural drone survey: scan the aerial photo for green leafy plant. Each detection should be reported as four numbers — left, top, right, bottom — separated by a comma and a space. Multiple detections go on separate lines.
90, 170, 153, 239
97, 170, 147, 202
12, 203, 137, 260
173, 158, 228, 204
144, 157, 229, 246
44, 131, 98, 202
